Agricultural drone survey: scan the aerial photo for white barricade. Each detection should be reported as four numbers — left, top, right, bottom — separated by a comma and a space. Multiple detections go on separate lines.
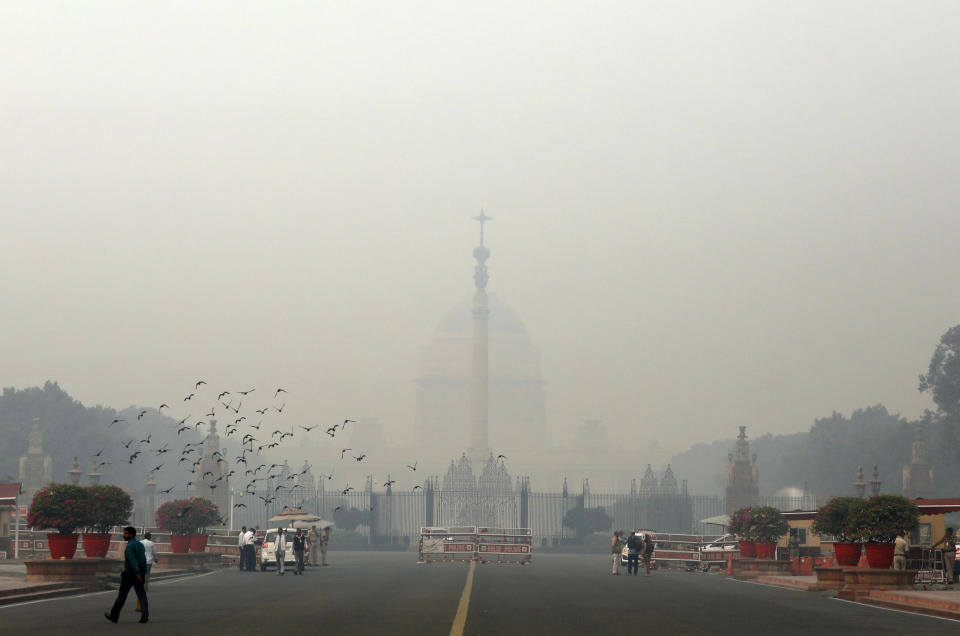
476, 527, 533, 564
419, 527, 478, 563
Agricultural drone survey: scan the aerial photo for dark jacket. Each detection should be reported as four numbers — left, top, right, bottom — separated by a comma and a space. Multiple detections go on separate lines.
293, 536, 306, 552
124, 537, 147, 577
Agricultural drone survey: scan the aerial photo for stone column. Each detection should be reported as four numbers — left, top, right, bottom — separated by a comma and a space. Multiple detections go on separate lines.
146, 471, 157, 528
468, 212, 492, 463
68, 457, 82, 485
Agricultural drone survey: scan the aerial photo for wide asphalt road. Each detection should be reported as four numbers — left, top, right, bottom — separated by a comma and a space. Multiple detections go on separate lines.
1, 552, 957, 635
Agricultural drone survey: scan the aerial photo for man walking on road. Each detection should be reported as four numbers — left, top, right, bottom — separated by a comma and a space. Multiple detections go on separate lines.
293, 529, 306, 575
136, 532, 157, 613
275, 528, 288, 575
610, 530, 624, 575
238, 526, 247, 570
625, 531, 642, 576
105, 526, 148, 624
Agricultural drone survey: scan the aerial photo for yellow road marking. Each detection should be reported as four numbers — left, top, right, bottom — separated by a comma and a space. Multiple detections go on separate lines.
449, 560, 477, 636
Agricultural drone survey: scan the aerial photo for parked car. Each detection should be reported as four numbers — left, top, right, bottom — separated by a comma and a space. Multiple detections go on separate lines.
259, 528, 298, 571
620, 532, 656, 568
700, 534, 738, 571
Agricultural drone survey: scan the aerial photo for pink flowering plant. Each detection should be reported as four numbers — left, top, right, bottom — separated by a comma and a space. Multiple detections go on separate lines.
27, 484, 90, 534
728, 506, 754, 539
747, 506, 789, 542
85, 485, 133, 533
156, 497, 222, 535
811, 496, 859, 542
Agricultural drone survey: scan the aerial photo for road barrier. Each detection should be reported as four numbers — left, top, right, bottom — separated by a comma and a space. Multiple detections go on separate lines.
419, 527, 533, 564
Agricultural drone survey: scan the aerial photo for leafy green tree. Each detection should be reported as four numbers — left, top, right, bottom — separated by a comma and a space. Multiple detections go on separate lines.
919, 324, 960, 457
563, 505, 613, 540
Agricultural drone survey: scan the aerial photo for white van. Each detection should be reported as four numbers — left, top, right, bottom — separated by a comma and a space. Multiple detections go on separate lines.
259, 528, 298, 571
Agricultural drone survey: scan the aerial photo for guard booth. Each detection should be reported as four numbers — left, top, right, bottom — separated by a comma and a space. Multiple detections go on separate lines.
418, 527, 478, 563
476, 527, 533, 564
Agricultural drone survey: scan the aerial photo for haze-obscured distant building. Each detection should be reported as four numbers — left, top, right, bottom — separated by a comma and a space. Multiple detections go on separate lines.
725, 426, 759, 514
18, 419, 52, 505
902, 429, 935, 498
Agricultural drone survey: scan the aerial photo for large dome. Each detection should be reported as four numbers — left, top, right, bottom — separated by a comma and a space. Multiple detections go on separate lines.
434, 294, 530, 338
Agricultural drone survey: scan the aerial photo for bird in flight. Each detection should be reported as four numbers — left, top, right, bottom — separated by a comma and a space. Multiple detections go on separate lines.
353, 454, 367, 462
176, 426, 191, 435
406, 461, 418, 471
275, 388, 287, 398
334, 506, 344, 512
196, 380, 207, 389
128, 451, 141, 463
140, 435, 152, 444
151, 464, 164, 472
202, 471, 214, 479
158, 404, 169, 413
184, 393, 195, 401
218, 391, 230, 400
178, 415, 191, 425
497, 454, 507, 461
383, 480, 396, 487
138, 410, 148, 421
275, 403, 286, 413
121, 440, 135, 449
160, 487, 175, 494
109, 418, 125, 427
206, 408, 216, 417
340, 448, 351, 459
238, 389, 255, 395
234, 503, 247, 509
413, 485, 423, 491
91, 449, 104, 457
256, 408, 268, 415
299, 425, 317, 432
343, 419, 356, 428
341, 487, 353, 495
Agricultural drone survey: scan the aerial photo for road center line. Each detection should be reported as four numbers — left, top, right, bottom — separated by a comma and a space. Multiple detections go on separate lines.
449, 560, 477, 636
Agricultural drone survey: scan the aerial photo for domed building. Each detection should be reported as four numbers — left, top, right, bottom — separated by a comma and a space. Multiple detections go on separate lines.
413, 293, 549, 454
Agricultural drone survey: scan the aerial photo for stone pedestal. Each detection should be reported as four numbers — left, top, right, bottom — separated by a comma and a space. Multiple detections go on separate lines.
733, 558, 793, 579
25, 559, 104, 590
154, 552, 221, 572
814, 566, 846, 590
837, 568, 917, 601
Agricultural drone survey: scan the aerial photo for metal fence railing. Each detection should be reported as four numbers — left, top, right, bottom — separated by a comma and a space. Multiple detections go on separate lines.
152, 489, 812, 543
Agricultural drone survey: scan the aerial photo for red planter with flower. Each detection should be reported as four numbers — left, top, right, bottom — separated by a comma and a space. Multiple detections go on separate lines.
738, 540, 757, 558
754, 542, 777, 559
157, 497, 221, 554
48, 533, 80, 559
189, 533, 209, 552
27, 484, 90, 560
82, 533, 112, 558
833, 542, 862, 567
169, 535, 191, 553
864, 543, 895, 569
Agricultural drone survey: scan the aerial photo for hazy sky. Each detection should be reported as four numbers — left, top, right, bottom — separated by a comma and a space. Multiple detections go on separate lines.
3, 1, 959, 455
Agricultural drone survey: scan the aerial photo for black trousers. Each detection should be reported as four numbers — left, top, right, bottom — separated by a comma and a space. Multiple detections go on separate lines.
245, 544, 256, 571
109, 570, 148, 620
239, 546, 246, 569
295, 550, 304, 573
627, 554, 639, 574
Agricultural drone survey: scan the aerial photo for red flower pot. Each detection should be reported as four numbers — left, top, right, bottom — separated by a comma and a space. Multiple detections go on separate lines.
864, 543, 895, 569
47, 533, 79, 559
738, 540, 757, 558
82, 533, 112, 558
833, 542, 861, 567
755, 542, 777, 559
170, 534, 191, 553
189, 534, 209, 552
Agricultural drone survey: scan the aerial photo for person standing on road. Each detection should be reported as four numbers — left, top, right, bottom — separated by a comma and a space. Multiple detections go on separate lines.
135, 532, 157, 614
610, 530, 624, 575
275, 528, 288, 575
238, 526, 247, 570
893, 530, 909, 571
933, 527, 957, 583
105, 526, 148, 624
293, 529, 306, 575
243, 527, 256, 571
625, 531, 642, 576
308, 525, 319, 566
320, 527, 330, 566
641, 533, 655, 576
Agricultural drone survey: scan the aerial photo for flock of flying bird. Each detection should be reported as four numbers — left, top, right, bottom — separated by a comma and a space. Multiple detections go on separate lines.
94, 380, 453, 515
